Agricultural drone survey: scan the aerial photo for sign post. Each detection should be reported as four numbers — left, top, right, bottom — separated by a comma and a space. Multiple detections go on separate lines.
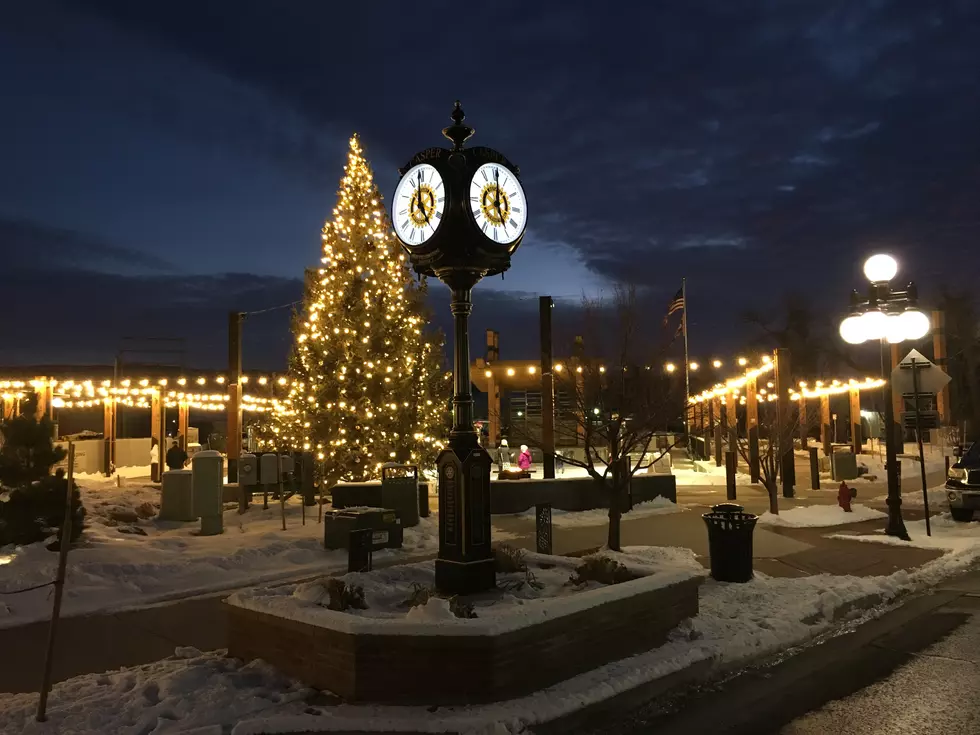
893, 349, 951, 538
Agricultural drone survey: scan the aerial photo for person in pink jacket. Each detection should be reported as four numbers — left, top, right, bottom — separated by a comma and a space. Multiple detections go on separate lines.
518, 444, 532, 471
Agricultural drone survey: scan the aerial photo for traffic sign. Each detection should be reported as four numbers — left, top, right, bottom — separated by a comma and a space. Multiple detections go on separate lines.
891, 349, 951, 397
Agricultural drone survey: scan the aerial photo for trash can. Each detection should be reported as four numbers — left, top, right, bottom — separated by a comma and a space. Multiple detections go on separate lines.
702, 503, 757, 583
380, 463, 420, 528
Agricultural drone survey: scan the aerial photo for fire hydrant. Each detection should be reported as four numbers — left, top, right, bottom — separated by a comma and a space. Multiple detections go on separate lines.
838, 481, 852, 513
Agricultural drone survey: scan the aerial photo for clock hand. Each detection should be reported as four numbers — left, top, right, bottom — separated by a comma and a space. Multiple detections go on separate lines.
416, 172, 431, 225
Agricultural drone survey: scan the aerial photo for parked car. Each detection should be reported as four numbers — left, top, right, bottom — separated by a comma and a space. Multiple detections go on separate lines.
946, 442, 980, 522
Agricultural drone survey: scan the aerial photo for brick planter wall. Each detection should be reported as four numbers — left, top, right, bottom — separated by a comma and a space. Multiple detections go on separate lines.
227, 575, 701, 705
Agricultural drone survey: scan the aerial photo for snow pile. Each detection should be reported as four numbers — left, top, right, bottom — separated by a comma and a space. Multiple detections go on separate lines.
229, 550, 703, 637
757, 504, 886, 528
6, 538, 980, 734
831, 514, 980, 554
872, 485, 949, 508
0, 647, 311, 735
0, 481, 441, 628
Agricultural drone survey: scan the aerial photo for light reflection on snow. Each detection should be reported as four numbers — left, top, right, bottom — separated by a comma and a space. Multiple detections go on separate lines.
0, 554, 14, 566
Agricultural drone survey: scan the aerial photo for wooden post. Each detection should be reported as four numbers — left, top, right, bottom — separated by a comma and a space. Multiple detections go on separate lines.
575, 365, 586, 447
799, 395, 808, 449
150, 390, 164, 482
487, 371, 500, 448
849, 387, 863, 454
228, 311, 244, 483
539, 296, 556, 479
746, 376, 760, 483
774, 348, 794, 496
178, 402, 190, 449
34, 377, 50, 422
725, 395, 738, 470
102, 398, 116, 477
713, 395, 722, 467
820, 394, 832, 457
932, 310, 950, 426
36, 442, 77, 722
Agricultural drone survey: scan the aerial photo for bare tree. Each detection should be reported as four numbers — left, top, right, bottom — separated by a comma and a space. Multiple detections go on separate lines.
731, 396, 798, 514
512, 285, 683, 550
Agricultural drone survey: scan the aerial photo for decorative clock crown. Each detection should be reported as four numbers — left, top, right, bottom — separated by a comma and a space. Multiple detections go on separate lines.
442, 101, 474, 151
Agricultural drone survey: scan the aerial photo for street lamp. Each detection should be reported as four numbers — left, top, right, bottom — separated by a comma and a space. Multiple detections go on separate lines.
838, 253, 929, 540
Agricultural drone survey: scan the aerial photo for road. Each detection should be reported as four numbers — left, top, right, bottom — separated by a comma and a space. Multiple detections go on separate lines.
573, 566, 980, 735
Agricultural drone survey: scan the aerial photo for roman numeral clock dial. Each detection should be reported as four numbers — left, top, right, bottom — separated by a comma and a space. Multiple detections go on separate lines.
469, 163, 527, 246
392, 163, 445, 247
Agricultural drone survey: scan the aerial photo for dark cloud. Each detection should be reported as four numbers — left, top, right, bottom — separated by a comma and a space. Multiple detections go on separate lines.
0, 217, 177, 275
4, 0, 979, 365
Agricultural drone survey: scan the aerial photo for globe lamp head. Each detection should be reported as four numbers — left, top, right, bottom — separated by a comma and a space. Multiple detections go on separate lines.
899, 309, 931, 341
863, 254, 898, 283
839, 314, 866, 344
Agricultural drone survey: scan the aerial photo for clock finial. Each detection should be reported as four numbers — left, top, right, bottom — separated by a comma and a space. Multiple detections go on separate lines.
442, 100, 474, 151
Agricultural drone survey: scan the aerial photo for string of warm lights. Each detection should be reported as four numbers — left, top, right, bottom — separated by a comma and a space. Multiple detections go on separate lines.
688, 355, 776, 404
791, 377, 886, 401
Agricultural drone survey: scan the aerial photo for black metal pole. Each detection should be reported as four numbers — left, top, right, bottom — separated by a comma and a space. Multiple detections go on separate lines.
449, 287, 476, 446
539, 296, 556, 479
882, 377, 909, 540
910, 358, 932, 536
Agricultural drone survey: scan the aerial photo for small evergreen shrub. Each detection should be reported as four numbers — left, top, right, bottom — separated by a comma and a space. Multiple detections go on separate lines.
0, 416, 86, 547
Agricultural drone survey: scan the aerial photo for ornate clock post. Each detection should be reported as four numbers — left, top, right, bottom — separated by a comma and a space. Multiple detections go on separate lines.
392, 102, 527, 594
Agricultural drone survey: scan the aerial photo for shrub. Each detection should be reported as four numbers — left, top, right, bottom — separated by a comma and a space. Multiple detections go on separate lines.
0, 415, 86, 548
0, 475, 86, 547
401, 582, 433, 610
324, 578, 367, 611
494, 544, 527, 574
569, 555, 638, 587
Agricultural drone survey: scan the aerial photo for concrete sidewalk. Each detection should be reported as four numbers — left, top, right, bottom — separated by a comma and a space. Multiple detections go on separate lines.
0, 482, 946, 695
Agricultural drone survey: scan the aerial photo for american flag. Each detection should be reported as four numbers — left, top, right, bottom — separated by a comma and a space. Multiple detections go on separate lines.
662, 287, 685, 328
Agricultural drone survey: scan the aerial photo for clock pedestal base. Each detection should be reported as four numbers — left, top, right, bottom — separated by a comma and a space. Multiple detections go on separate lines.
435, 445, 495, 595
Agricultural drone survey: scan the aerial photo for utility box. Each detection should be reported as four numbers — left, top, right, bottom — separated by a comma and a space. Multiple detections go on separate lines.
279, 454, 294, 478
381, 464, 421, 528
193, 449, 224, 535
831, 451, 859, 481
260, 453, 280, 485
323, 508, 403, 551
159, 469, 195, 521
239, 453, 258, 486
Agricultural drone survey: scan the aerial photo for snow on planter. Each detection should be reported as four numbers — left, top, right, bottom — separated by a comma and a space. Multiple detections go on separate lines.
225, 547, 705, 705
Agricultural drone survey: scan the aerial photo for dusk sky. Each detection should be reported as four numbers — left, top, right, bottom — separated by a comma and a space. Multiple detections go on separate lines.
2, 1, 979, 370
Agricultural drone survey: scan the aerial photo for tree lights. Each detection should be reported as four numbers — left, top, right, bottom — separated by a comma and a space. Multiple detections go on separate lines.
269, 135, 449, 482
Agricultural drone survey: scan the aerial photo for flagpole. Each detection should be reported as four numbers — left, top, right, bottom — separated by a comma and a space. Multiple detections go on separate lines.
682, 277, 691, 449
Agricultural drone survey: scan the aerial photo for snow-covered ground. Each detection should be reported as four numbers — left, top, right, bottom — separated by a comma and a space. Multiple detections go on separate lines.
0, 479, 440, 628
229, 546, 704, 637
831, 513, 980, 552
8, 533, 980, 735
757, 504, 886, 528
871, 485, 949, 509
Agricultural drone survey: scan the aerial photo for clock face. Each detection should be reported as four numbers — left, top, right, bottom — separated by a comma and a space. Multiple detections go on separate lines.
469, 163, 526, 245
392, 164, 445, 246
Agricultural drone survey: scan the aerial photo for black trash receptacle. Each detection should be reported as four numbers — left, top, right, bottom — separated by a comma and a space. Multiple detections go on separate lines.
702, 503, 758, 583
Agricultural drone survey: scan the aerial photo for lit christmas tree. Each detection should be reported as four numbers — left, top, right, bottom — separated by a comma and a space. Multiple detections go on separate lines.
272, 135, 450, 483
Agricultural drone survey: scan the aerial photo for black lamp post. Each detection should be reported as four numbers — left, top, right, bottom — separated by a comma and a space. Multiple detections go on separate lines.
839, 254, 931, 540
392, 102, 528, 593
